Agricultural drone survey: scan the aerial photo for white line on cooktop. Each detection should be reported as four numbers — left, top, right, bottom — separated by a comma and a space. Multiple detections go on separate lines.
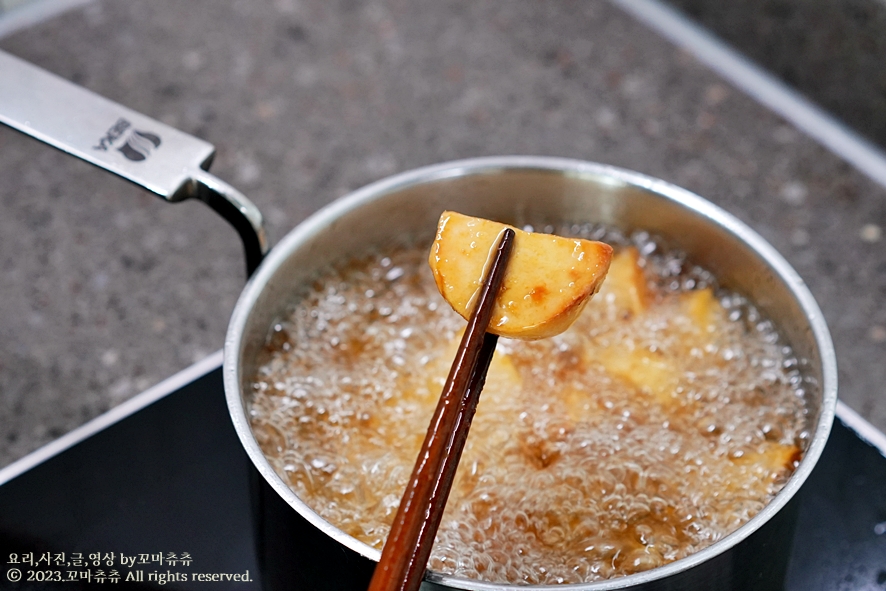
612, 0, 886, 191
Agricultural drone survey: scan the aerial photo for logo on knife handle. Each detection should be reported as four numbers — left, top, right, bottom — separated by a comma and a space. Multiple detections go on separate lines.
117, 130, 162, 161
93, 118, 162, 162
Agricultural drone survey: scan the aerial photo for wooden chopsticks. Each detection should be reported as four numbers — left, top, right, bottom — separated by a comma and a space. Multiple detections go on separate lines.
367, 228, 515, 591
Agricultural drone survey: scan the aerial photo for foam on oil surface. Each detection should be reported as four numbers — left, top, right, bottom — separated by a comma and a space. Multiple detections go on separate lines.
249, 226, 811, 585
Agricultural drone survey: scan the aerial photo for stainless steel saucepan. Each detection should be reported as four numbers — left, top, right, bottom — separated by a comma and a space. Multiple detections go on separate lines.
0, 50, 837, 591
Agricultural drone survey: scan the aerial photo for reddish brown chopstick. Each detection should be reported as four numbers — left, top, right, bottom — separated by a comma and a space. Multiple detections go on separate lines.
367, 228, 515, 591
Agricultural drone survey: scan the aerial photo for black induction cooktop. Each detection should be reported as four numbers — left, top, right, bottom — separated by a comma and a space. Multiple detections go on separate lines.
0, 358, 884, 590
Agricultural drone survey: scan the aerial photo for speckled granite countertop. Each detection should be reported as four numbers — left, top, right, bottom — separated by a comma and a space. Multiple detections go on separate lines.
0, 0, 884, 468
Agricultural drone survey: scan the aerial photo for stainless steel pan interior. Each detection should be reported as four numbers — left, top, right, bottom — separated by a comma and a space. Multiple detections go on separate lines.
224, 156, 837, 590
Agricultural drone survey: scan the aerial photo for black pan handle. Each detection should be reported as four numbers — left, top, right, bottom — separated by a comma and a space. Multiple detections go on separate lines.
0, 50, 268, 277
